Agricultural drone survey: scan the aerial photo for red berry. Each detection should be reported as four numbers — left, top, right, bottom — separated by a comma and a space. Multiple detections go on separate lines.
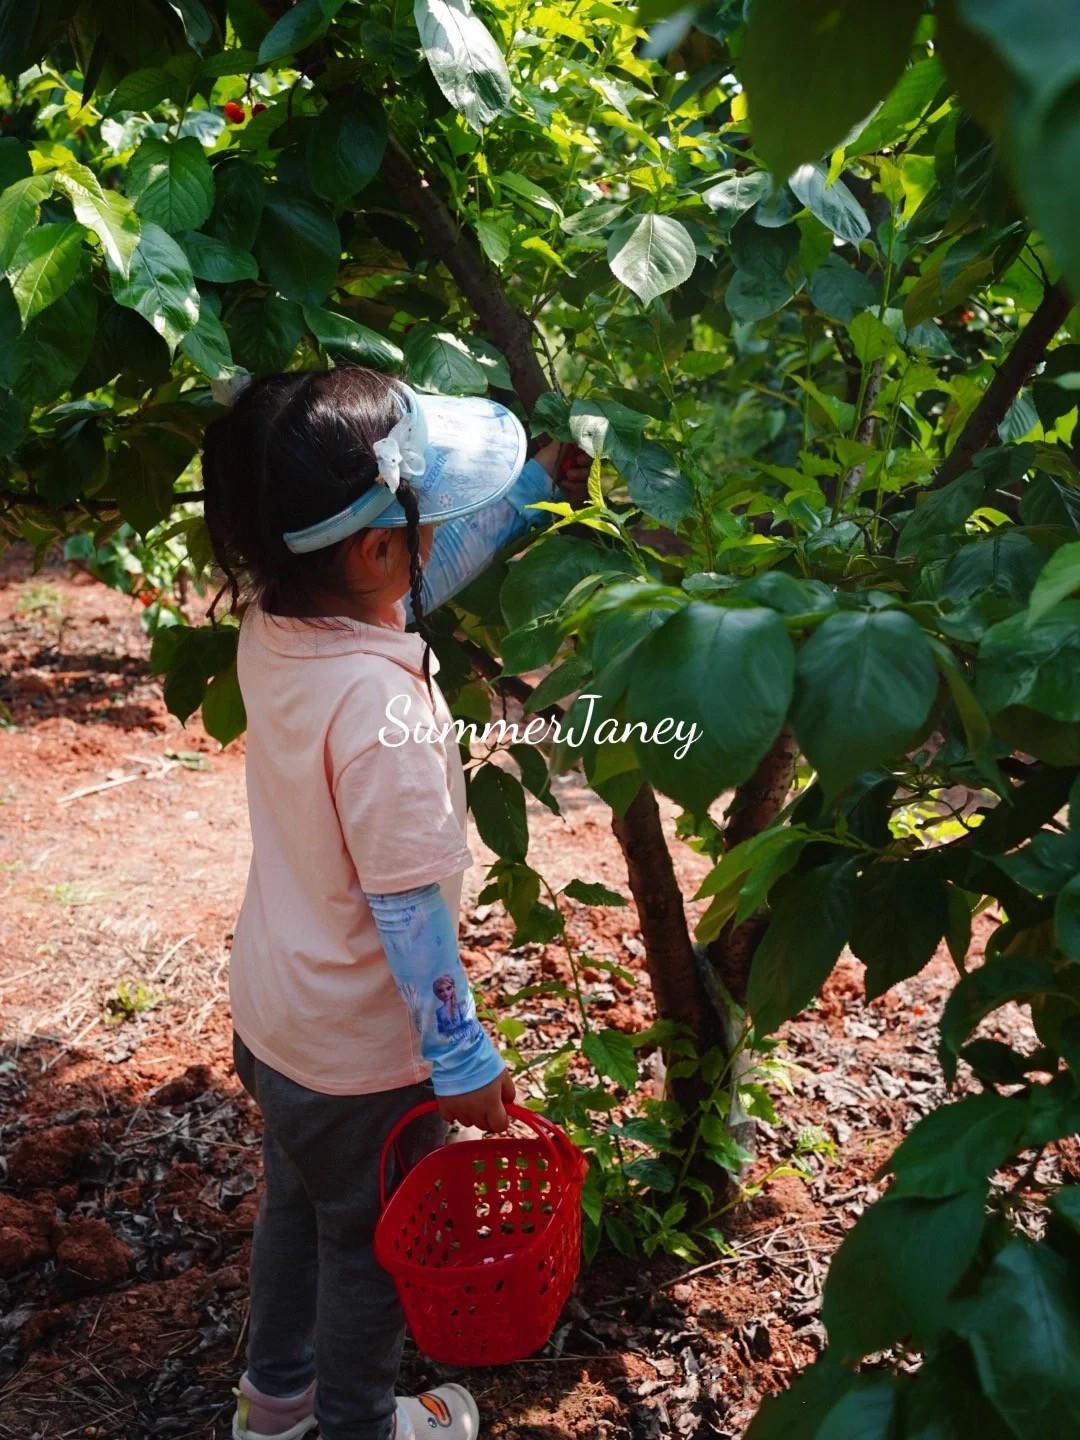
223, 101, 246, 124
252, 102, 267, 116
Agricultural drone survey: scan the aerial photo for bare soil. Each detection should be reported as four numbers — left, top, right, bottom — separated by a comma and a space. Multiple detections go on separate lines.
0, 548, 1067, 1440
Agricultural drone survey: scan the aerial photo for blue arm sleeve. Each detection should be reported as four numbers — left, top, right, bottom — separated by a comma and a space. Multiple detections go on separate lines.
402, 458, 561, 621
364, 881, 507, 1098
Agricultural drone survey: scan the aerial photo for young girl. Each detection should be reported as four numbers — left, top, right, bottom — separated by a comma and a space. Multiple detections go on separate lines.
200, 366, 587, 1440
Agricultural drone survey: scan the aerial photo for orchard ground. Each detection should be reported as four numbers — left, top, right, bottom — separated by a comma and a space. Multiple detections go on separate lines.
1, 548, 1069, 1440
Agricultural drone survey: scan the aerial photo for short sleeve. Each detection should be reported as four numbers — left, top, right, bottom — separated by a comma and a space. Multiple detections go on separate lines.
330, 681, 473, 894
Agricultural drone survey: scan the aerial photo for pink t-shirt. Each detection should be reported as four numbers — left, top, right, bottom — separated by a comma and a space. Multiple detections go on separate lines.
229, 602, 474, 1095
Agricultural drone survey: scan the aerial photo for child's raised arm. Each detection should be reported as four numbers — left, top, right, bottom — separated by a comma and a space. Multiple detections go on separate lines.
401, 444, 590, 619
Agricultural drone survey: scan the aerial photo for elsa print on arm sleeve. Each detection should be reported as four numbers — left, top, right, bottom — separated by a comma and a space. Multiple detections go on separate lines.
364, 883, 504, 1097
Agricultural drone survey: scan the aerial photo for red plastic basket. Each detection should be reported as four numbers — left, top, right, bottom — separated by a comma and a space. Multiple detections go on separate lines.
374, 1101, 588, 1366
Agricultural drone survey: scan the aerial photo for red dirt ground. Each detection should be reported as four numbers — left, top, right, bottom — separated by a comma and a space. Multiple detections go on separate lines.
0, 548, 1066, 1440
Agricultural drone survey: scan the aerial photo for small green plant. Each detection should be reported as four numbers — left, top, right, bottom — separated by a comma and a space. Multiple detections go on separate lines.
480, 870, 791, 1265
103, 980, 163, 1026
43, 881, 110, 907
15, 584, 66, 627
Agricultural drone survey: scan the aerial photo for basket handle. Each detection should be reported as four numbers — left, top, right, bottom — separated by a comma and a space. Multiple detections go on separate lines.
378, 1100, 567, 1210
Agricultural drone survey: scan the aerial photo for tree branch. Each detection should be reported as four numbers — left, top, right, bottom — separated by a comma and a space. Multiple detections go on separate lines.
379, 137, 550, 414
457, 638, 566, 727
706, 726, 797, 1005
931, 280, 1070, 492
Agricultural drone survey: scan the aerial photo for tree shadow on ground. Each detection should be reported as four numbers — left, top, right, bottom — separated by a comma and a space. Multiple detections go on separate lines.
0, 1035, 654, 1440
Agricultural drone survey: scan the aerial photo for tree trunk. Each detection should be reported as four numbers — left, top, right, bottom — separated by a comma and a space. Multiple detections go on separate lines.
375, 137, 713, 1078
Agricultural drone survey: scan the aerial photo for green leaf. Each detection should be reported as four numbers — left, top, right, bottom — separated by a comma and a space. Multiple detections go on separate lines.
955, 1240, 1080, 1440
414, 0, 513, 133
568, 394, 647, 464
747, 860, 856, 1035
788, 164, 870, 246
991, 830, 1080, 896
847, 56, 946, 155
940, 957, 1059, 1081
129, 137, 214, 235
848, 310, 896, 365
152, 624, 238, 724
741, 0, 923, 180
494, 171, 562, 218
614, 439, 694, 527
508, 743, 559, 815
253, 190, 340, 308
227, 296, 304, 373
0, 138, 30, 191
109, 221, 200, 353
38, 417, 105, 507
475, 216, 510, 265
582, 1027, 638, 1091
176, 229, 258, 283
1026, 540, 1080, 626
750, 1365, 900, 1440
12, 277, 97, 409
403, 322, 487, 394
0, 0, 36, 83
943, 531, 1045, 605
306, 93, 387, 202
0, 173, 53, 272
887, 1093, 1029, 1199
303, 306, 403, 371
622, 1157, 675, 1192
1057, 874, 1080, 961
178, 303, 235, 379
701, 170, 772, 220
725, 268, 794, 323
1009, 71, 1080, 305
7, 222, 84, 325
607, 213, 696, 306
731, 214, 798, 279
823, 1189, 986, 1358
562, 878, 627, 906
201, 662, 246, 745
104, 65, 180, 116
624, 603, 796, 811
807, 253, 878, 322
500, 535, 636, 629
791, 610, 938, 798
108, 429, 195, 535
0, 384, 24, 455
53, 163, 140, 276
258, 0, 346, 64
694, 826, 812, 941
468, 764, 528, 861
896, 469, 988, 558
850, 863, 949, 999
977, 601, 1080, 722
205, 158, 266, 251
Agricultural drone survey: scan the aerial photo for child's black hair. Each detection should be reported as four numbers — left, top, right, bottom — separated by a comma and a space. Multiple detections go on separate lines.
201, 366, 435, 702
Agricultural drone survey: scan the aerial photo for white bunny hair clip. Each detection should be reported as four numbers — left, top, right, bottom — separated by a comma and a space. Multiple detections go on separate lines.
371, 409, 427, 494
210, 373, 255, 408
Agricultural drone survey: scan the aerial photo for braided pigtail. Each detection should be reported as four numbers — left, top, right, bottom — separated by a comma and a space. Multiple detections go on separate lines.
394, 476, 435, 707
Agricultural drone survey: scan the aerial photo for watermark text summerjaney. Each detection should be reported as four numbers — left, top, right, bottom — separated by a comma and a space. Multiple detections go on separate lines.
379, 693, 702, 759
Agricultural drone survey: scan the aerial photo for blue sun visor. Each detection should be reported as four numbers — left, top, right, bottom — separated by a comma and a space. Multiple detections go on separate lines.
282, 380, 528, 554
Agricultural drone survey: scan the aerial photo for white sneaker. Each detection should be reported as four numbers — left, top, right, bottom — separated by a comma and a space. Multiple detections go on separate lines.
396, 1384, 481, 1438
231, 1375, 317, 1440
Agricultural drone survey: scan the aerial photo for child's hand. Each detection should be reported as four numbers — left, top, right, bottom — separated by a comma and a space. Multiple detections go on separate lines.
437, 1069, 516, 1133
533, 440, 592, 509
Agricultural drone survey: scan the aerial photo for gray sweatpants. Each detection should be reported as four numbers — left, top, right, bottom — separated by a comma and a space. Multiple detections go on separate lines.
233, 1032, 448, 1440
